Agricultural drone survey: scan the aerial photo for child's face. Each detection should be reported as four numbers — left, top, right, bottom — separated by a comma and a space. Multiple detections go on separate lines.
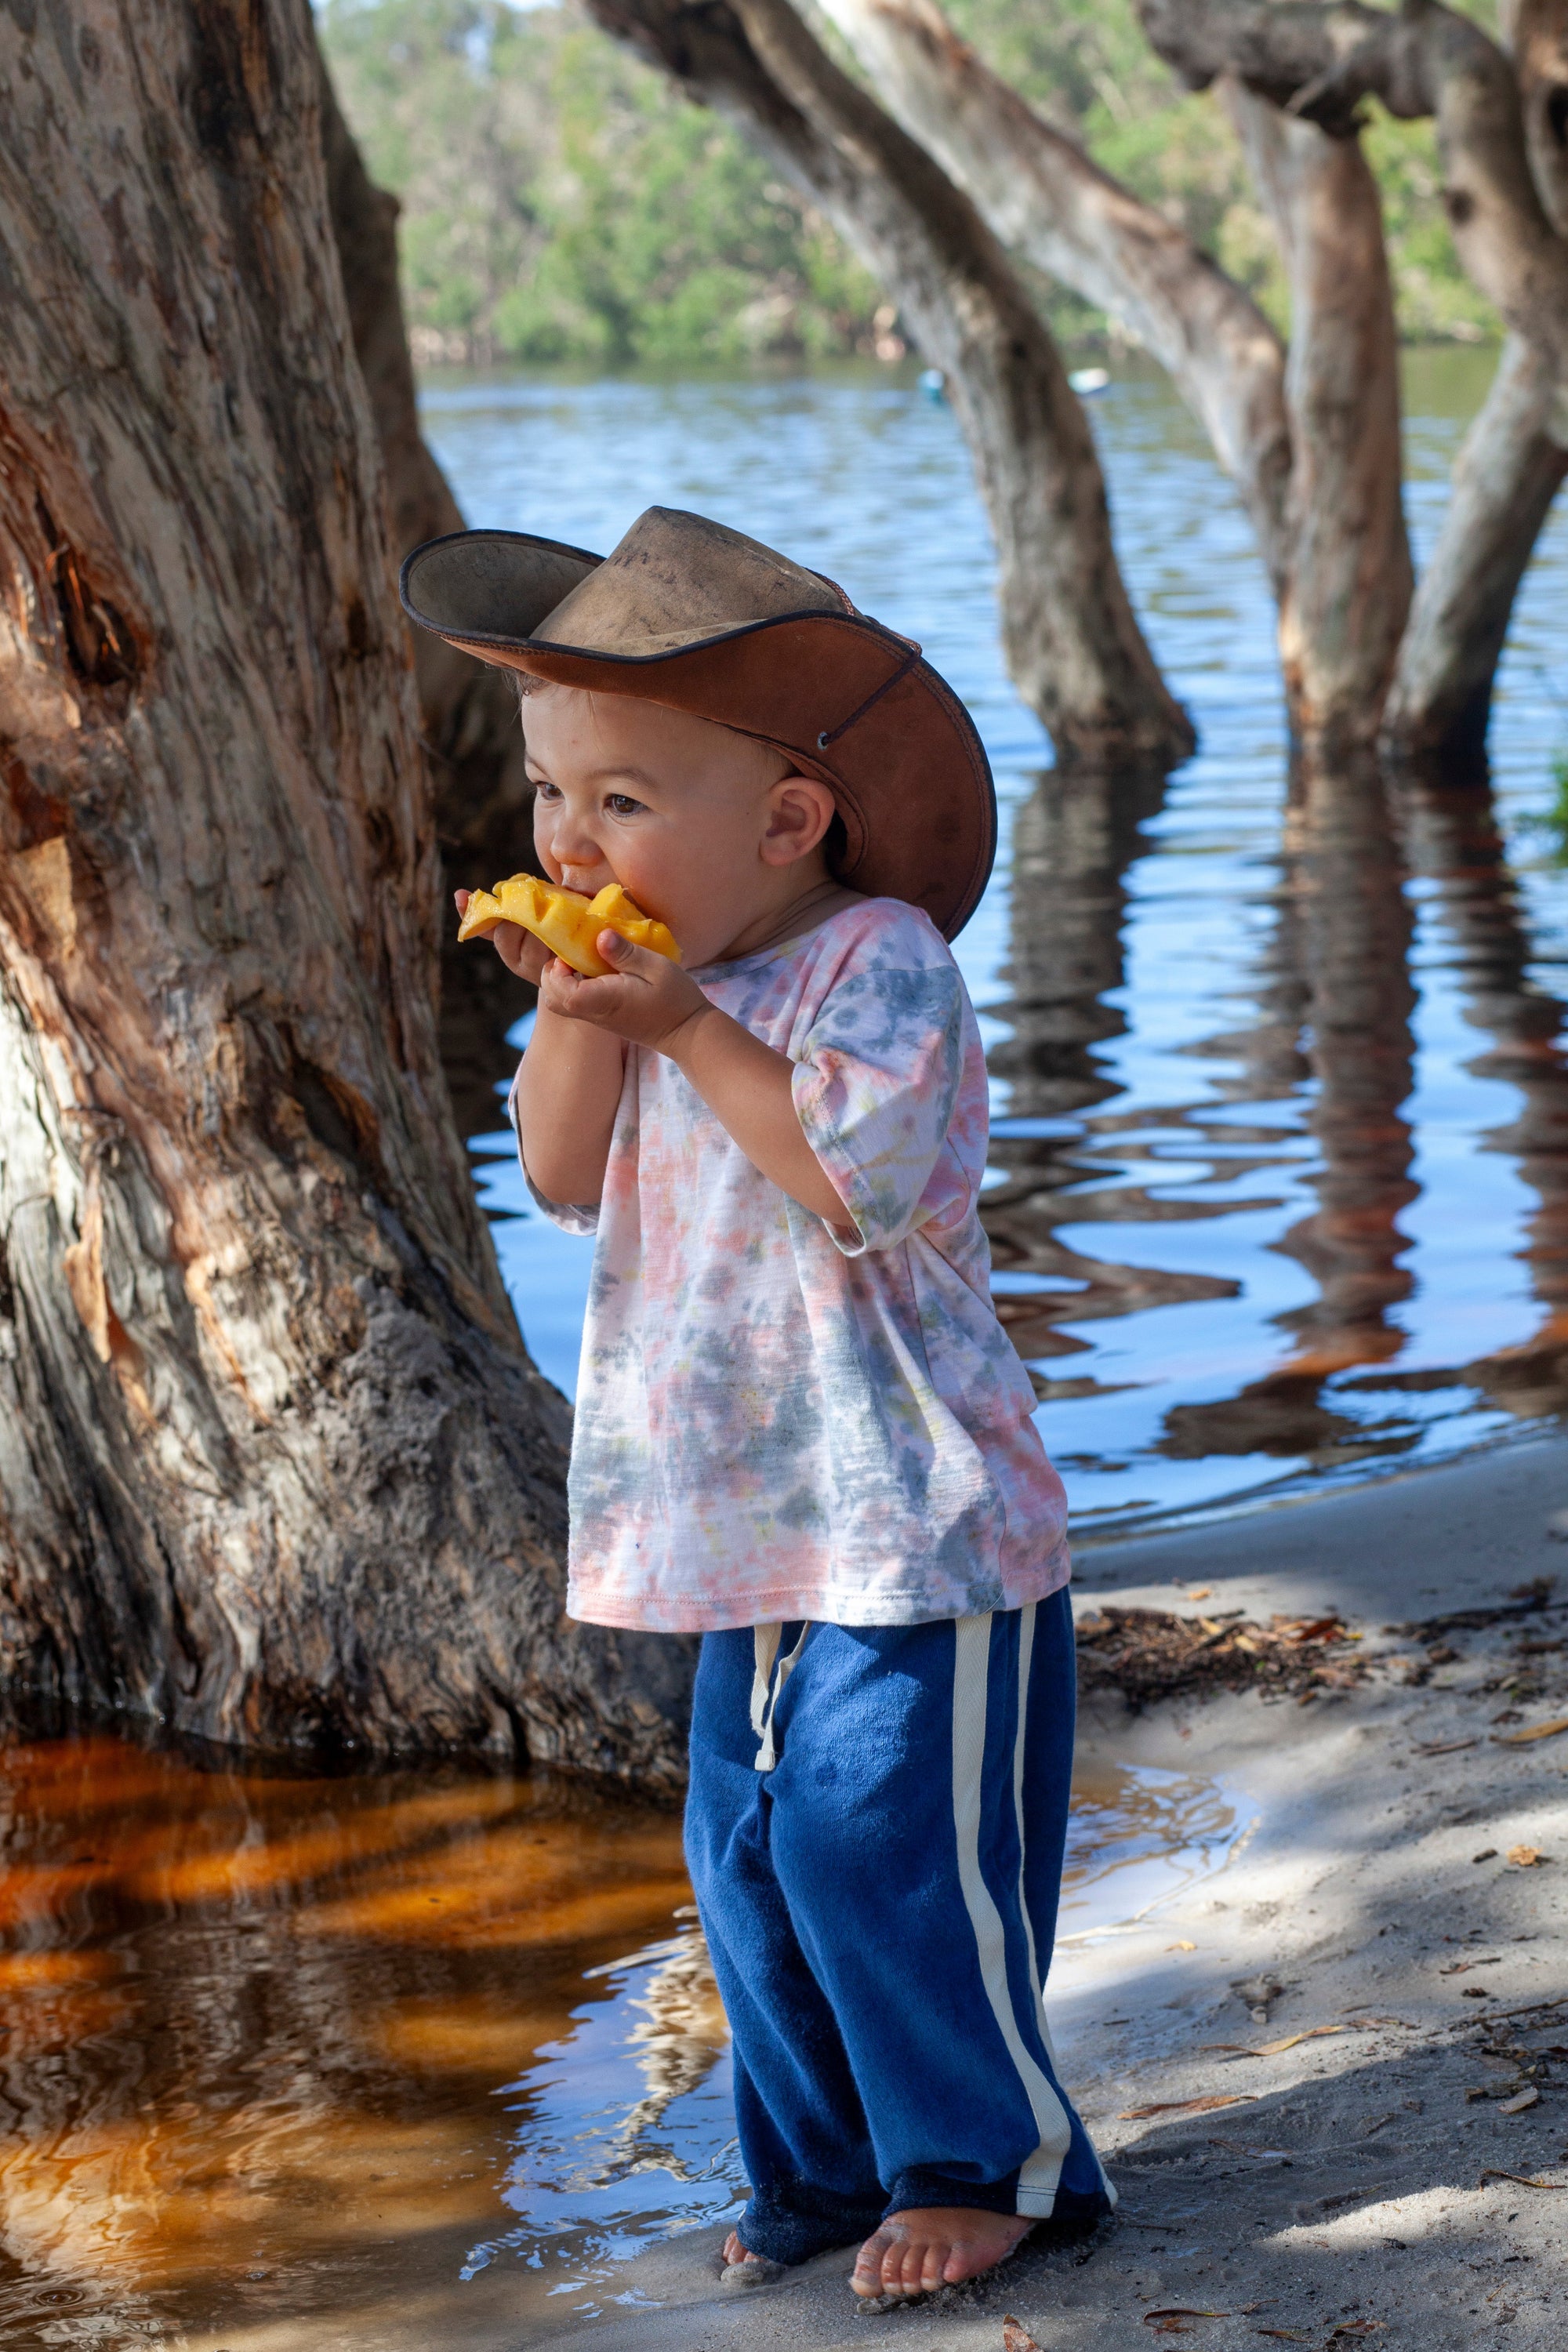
522, 683, 838, 965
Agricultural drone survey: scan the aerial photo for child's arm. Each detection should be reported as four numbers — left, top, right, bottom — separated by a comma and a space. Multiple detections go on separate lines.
458, 891, 626, 1207
539, 931, 847, 1225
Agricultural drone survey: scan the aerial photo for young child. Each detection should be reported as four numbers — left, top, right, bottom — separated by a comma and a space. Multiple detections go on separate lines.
402, 506, 1112, 2301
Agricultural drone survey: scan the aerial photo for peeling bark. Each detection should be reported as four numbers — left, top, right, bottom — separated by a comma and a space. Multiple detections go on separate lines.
816, 0, 1293, 592
583, 0, 1194, 765
0, 0, 690, 1781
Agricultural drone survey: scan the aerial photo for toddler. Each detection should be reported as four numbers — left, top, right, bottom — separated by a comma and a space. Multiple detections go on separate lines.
404, 506, 1112, 2300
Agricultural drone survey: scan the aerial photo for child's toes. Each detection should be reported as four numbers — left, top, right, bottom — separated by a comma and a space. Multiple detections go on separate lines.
850, 2227, 894, 2296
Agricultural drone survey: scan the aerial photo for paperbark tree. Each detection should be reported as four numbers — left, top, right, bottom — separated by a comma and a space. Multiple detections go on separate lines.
317, 41, 539, 1139
0, 0, 691, 1782
580, 0, 1195, 767
817, 0, 1567, 761
1139, 0, 1568, 761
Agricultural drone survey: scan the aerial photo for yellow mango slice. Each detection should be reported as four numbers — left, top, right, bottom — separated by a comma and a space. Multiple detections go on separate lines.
457, 873, 680, 976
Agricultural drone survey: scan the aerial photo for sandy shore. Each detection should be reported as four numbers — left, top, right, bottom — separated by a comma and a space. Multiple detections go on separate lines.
192, 1435, 1568, 2352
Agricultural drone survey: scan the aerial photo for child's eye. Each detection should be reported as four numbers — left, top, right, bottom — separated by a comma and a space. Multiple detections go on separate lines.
533, 779, 561, 802
606, 793, 644, 817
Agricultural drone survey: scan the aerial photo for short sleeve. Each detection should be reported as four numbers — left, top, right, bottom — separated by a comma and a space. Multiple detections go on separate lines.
509, 1065, 600, 1236
791, 959, 968, 1255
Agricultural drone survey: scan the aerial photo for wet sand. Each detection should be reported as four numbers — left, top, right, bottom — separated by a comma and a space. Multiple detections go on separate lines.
143, 1436, 1568, 2349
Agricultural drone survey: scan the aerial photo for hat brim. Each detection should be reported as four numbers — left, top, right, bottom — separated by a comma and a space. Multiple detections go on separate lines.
400, 529, 996, 942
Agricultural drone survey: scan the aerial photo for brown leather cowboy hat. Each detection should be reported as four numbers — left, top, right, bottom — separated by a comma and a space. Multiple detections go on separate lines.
399, 506, 996, 941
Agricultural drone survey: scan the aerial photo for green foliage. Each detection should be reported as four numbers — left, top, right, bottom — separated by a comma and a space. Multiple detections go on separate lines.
319, 0, 880, 363
321, 0, 1512, 368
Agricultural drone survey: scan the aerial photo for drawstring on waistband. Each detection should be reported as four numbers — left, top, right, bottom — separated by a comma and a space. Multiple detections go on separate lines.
750, 1623, 811, 1771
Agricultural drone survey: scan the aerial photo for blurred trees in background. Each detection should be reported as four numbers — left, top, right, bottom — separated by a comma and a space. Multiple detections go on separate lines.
321, 0, 882, 362
320, 0, 1505, 368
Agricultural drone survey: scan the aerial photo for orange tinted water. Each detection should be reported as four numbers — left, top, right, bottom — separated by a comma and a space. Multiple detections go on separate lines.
0, 1735, 1243, 2344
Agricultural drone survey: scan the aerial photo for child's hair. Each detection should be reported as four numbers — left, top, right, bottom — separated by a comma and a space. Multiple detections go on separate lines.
514, 671, 848, 874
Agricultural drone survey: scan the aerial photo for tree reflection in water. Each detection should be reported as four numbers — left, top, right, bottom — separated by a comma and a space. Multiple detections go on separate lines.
984, 756, 1568, 1492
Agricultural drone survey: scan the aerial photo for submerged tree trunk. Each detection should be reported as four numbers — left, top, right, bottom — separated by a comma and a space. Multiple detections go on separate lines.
585, 0, 1194, 767
0, 0, 690, 1781
1140, 0, 1568, 755
1221, 88, 1412, 750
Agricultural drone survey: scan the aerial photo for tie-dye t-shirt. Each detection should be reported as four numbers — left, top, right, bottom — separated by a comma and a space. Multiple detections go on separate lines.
515, 895, 1070, 1632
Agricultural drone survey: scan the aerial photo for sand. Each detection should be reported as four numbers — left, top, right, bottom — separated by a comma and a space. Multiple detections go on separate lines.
191, 1434, 1568, 2352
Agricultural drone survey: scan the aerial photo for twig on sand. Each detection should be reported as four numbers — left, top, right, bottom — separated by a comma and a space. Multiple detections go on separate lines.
1477, 2168, 1568, 2190
1120, 2092, 1258, 2118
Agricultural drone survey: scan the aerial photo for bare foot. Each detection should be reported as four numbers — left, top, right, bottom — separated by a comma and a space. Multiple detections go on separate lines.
720, 2230, 775, 2278
851, 2207, 1029, 2299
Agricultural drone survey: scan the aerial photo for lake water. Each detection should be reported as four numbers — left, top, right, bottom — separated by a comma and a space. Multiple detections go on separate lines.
428, 352, 1568, 1534
0, 1733, 1247, 2338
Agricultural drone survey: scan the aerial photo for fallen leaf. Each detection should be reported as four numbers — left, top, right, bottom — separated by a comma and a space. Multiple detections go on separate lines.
1002, 2321, 1042, 2352
1287, 1616, 1345, 1642
1472, 1848, 1498, 1863
1507, 1845, 1548, 1867
1120, 2094, 1258, 2119
1494, 1715, 1568, 1745
1415, 1737, 1478, 1755
1232, 1635, 1260, 1654
1167, 1940, 1197, 1951
1143, 2313, 1232, 2329
1185, 1587, 1214, 1601
1477, 2167, 1568, 2189
1497, 2087, 1540, 2114
1440, 1955, 1502, 1975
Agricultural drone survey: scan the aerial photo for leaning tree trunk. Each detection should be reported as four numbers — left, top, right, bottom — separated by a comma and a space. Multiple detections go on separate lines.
585, 0, 1194, 766
814, 0, 1294, 593
0, 0, 691, 1782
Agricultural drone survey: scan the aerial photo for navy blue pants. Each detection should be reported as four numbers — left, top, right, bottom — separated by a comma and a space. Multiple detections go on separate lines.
684, 1592, 1112, 2266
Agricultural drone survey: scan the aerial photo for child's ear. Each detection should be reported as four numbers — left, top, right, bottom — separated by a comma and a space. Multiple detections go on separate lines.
760, 775, 837, 867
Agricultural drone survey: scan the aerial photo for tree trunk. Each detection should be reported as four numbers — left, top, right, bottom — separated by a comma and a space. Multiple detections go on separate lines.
815, 0, 1294, 593
0, 0, 690, 1783
316, 34, 539, 1140
1139, 0, 1568, 750
817, 0, 1407, 748
1506, 0, 1568, 235
1221, 85, 1413, 750
1383, 334, 1568, 761
583, 0, 1194, 767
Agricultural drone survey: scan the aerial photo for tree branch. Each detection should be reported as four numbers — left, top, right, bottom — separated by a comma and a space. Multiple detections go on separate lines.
1138, 0, 1568, 376
813, 0, 1293, 592
583, 0, 1194, 765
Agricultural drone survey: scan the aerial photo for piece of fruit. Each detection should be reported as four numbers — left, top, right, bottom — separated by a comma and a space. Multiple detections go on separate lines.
457, 875, 681, 975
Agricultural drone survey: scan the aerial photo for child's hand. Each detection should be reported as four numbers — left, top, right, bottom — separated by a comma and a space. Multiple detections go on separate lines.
453, 888, 550, 985
539, 930, 713, 1054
